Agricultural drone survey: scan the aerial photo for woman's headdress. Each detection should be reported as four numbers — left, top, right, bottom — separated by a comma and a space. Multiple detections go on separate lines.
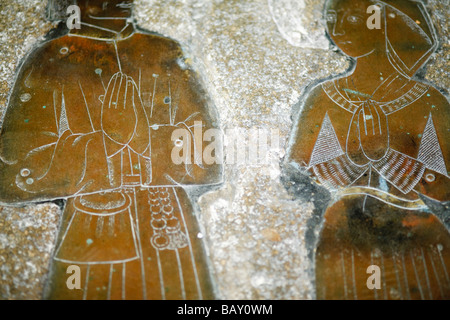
376, 0, 438, 78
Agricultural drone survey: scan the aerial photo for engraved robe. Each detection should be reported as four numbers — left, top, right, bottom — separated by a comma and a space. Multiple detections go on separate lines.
0, 24, 222, 300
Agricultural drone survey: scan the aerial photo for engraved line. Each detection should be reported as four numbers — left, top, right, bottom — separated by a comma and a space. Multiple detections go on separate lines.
385, 154, 405, 181
132, 189, 146, 299
341, 251, 348, 300
106, 73, 118, 109
98, 72, 106, 91
371, 251, 378, 300
53, 256, 139, 265
113, 41, 122, 73
114, 72, 123, 109
23, 65, 34, 89
150, 75, 157, 117
138, 68, 141, 95
80, 21, 120, 34
399, 161, 420, 190
320, 164, 340, 189
25, 142, 58, 159
87, 15, 129, 21
69, 33, 122, 42
373, 104, 382, 135
175, 249, 187, 300
386, 40, 411, 79
84, 214, 92, 229
156, 249, 165, 300
83, 264, 90, 300
328, 165, 345, 186
351, 248, 357, 300
107, 263, 113, 300
367, 103, 375, 135
392, 166, 407, 185
128, 147, 134, 176
410, 250, 425, 300
384, 83, 429, 115
379, 75, 400, 101
420, 247, 433, 300
95, 216, 104, 238
391, 252, 404, 300
437, 245, 450, 285
335, 159, 351, 184
427, 247, 444, 297
370, 73, 394, 100
35, 129, 76, 181
122, 262, 126, 300
108, 215, 115, 237
362, 166, 373, 211
401, 251, 411, 300
53, 207, 79, 258
362, 107, 368, 135
53, 90, 59, 133
340, 193, 423, 211
77, 137, 94, 186
380, 252, 388, 300
173, 187, 203, 299
78, 81, 95, 132
322, 82, 356, 114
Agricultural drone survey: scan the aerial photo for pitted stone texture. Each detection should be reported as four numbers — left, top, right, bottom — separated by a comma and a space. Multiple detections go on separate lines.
0, 203, 60, 300
424, 0, 450, 91
0, 0, 52, 124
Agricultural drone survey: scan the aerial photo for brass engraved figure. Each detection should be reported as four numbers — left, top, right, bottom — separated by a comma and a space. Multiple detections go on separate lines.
285, 0, 450, 299
0, 0, 221, 299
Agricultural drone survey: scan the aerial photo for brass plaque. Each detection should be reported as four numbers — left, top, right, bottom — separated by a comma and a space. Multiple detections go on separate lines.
285, 0, 450, 300
0, 0, 222, 300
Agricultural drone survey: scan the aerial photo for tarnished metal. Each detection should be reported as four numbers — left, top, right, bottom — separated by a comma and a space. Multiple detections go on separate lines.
286, 0, 450, 300
0, 0, 221, 300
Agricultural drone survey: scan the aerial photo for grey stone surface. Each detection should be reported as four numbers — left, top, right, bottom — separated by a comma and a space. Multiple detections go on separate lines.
0, 203, 60, 299
0, 0, 448, 300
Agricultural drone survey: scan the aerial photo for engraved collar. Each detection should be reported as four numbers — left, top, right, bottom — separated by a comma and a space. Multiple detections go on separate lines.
322, 79, 429, 115
69, 21, 136, 41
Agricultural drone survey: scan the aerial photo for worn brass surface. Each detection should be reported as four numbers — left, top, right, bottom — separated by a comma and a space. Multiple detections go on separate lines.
287, 0, 450, 299
0, 0, 221, 299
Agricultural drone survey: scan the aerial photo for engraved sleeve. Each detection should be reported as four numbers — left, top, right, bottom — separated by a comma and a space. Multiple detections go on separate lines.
146, 39, 222, 186
372, 149, 426, 194
308, 111, 368, 190
0, 41, 112, 203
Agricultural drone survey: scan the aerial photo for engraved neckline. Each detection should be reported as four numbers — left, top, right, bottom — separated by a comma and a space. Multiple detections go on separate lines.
69, 21, 136, 41
322, 79, 429, 115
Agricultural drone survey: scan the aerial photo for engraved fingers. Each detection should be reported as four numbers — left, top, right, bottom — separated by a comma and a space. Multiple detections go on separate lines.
358, 100, 389, 161
346, 100, 389, 165
346, 106, 368, 165
129, 80, 151, 155
101, 72, 137, 146
360, 100, 385, 136
101, 72, 151, 156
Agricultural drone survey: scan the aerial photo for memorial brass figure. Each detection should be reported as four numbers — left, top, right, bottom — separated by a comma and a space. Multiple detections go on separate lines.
0, 0, 222, 300
285, 0, 450, 299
